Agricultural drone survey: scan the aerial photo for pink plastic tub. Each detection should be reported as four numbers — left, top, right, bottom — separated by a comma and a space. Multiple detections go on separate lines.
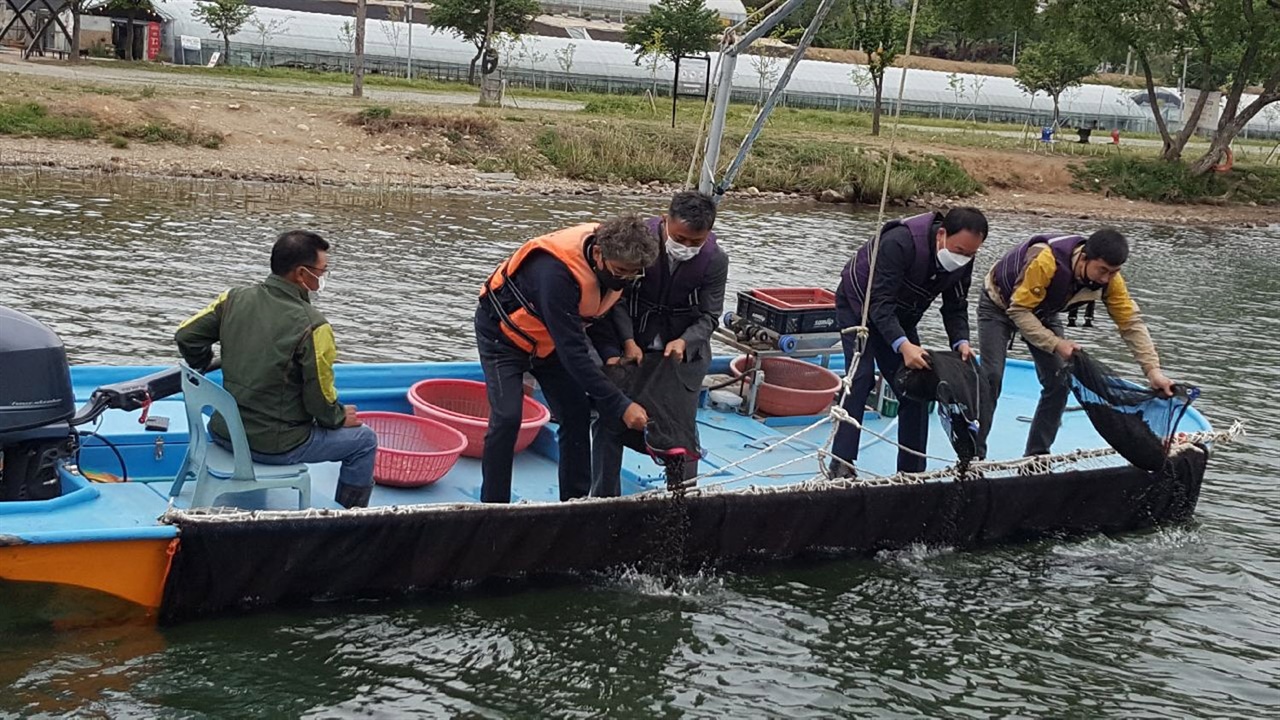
407, 379, 551, 459
729, 356, 842, 416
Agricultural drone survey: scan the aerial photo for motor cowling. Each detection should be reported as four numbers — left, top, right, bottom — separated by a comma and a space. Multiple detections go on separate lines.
0, 306, 76, 501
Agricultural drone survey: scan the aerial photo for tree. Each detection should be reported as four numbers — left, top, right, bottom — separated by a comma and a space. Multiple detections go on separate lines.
427, 0, 540, 84
751, 52, 783, 106
554, 42, 577, 91
337, 20, 355, 72
353, 0, 367, 97
192, 0, 256, 66
249, 16, 289, 68
1073, 0, 1280, 171
1015, 38, 1096, 127
383, 5, 406, 71
67, 0, 96, 63
1186, 0, 1280, 174
832, 0, 923, 136
622, 0, 720, 67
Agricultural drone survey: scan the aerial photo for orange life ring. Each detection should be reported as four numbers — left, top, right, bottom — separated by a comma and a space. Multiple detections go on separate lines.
1212, 147, 1234, 173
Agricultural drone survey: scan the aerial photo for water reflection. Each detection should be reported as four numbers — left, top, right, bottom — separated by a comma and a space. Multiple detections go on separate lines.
2, 183, 1279, 716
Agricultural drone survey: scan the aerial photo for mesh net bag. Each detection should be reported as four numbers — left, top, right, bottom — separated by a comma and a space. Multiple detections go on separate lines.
603, 352, 701, 461
1063, 349, 1198, 471
893, 350, 992, 463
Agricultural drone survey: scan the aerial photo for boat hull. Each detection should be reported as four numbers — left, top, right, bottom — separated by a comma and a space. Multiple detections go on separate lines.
159, 445, 1207, 623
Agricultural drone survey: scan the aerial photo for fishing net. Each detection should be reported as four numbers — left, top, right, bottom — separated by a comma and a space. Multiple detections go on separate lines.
893, 350, 993, 464
1064, 349, 1198, 471
603, 352, 702, 461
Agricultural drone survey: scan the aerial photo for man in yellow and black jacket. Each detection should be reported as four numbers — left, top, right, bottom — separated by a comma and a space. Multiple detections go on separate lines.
977, 228, 1175, 460
175, 230, 377, 509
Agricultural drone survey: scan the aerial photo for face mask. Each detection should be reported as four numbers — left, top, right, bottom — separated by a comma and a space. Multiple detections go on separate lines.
304, 268, 328, 295
936, 248, 972, 273
595, 268, 630, 292
666, 237, 700, 263
1084, 279, 1106, 291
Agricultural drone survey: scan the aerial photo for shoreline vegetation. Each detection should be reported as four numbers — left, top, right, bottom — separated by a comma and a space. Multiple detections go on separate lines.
0, 57, 1275, 226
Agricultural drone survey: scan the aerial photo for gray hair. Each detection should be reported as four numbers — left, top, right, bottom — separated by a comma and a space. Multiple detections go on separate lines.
596, 214, 658, 268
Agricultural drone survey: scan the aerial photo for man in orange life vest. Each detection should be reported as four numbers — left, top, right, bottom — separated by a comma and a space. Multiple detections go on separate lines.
477, 216, 658, 503
976, 228, 1175, 459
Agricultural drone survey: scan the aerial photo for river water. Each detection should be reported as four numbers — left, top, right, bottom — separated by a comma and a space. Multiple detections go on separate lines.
1, 181, 1278, 717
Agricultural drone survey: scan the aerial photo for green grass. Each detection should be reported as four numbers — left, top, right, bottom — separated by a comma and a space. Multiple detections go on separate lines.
0, 102, 97, 139
0, 101, 223, 149
1072, 156, 1280, 204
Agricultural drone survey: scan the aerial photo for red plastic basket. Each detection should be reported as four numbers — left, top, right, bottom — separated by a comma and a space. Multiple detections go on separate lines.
407, 379, 551, 459
751, 287, 836, 310
357, 411, 467, 487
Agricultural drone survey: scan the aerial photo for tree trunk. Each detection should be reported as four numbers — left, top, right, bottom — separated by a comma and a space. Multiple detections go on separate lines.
353, 0, 367, 97
70, 7, 80, 63
468, 46, 482, 84
1189, 92, 1279, 175
1052, 93, 1060, 128
1137, 50, 1175, 158
125, 20, 134, 61
871, 77, 883, 136
223, 35, 230, 65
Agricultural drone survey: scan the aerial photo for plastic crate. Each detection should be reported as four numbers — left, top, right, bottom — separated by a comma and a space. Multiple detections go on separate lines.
735, 288, 838, 335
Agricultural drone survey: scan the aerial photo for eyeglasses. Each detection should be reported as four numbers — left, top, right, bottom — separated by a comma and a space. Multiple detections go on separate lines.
304, 265, 330, 277
606, 261, 645, 281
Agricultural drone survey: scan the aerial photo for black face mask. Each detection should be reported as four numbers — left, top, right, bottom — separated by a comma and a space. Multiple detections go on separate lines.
1083, 279, 1107, 291
596, 269, 630, 292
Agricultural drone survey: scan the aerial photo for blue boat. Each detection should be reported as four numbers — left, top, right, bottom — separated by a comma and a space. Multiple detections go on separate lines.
0, 341, 1222, 624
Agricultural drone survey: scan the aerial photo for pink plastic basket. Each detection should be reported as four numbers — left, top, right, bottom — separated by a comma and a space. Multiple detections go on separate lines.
357, 411, 467, 487
730, 355, 842, 416
407, 379, 551, 459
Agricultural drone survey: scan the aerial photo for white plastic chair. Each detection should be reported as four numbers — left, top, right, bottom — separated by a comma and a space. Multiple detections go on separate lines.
170, 364, 311, 509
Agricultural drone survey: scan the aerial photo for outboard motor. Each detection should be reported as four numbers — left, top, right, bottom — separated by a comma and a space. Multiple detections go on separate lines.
0, 307, 77, 501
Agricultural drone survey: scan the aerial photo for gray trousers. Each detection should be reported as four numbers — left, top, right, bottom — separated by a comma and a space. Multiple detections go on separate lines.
976, 291, 1069, 458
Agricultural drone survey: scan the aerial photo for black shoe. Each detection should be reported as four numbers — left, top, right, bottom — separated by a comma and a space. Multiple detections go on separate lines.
335, 483, 373, 509
827, 458, 858, 480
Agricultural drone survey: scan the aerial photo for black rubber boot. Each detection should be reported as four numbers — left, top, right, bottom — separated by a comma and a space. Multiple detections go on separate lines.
335, 483, 373, 509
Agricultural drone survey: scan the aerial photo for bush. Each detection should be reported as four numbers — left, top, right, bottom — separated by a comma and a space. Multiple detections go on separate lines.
1073, 156, 1280, 205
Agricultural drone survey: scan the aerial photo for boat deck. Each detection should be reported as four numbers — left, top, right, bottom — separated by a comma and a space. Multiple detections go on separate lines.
0, 358, 1212, 541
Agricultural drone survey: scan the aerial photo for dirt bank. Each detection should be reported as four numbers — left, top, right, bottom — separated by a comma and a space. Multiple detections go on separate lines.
0, 61, 1273, 227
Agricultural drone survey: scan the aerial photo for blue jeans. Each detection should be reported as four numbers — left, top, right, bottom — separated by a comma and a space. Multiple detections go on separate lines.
475, 306, 593, 503
216, 424, 379, 489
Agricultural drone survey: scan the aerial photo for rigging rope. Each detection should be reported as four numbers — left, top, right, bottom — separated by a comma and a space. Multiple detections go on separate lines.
820, 0, 923, 476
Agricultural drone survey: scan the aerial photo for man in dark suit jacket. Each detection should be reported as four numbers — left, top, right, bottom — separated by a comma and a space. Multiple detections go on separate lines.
831, 207, 989, 477
591, 191, 729, 497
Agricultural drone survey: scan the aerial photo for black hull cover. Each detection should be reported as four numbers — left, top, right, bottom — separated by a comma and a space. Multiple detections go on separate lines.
160, 447, 1208, 623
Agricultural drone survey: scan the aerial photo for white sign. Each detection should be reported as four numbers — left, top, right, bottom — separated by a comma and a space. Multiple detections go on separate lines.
206, 51, 221, 68
180, 35, 202, 51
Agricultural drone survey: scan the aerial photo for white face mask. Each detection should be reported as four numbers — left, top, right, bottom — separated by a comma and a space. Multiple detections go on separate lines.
666, 236, 701, 264
304, 268, 329, 295
936, 247, 972, 273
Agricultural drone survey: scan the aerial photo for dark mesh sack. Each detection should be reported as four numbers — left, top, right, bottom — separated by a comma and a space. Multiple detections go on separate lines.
1064, 349, 1197, 471
603, 352, 702, 460
894, 350, 992, 463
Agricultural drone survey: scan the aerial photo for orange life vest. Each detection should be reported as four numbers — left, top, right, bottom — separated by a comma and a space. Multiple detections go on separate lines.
480, 223, 623, 357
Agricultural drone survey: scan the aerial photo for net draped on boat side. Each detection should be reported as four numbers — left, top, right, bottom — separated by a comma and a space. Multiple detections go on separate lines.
158, 443, 1211, 623
1064, 350, 1198, 471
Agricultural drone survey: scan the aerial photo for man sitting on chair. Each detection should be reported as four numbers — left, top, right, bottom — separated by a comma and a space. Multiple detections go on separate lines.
175, 230, 377, 509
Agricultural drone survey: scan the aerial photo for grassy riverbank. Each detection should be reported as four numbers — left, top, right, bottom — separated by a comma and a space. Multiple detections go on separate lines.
1073, 156, 1280, 205
0, 58, 1275, 226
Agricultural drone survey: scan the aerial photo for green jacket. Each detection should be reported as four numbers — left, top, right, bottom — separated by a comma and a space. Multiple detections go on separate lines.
175, 275, 347, 455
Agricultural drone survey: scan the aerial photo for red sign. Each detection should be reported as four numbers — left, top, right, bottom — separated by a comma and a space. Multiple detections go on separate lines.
146, 22, 161, 61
